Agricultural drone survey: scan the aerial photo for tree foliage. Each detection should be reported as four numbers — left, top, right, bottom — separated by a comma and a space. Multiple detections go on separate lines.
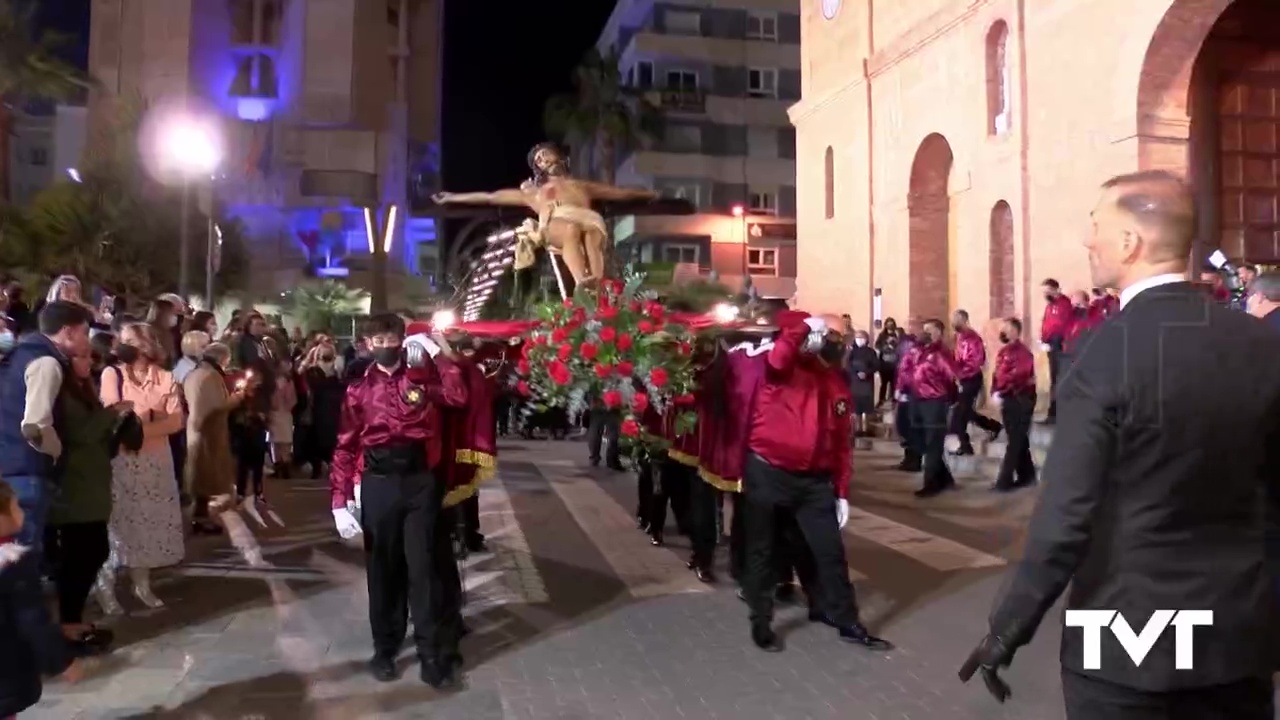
543, 47, 661, 183
0, 96, 248, 300
280, 279, 369, 333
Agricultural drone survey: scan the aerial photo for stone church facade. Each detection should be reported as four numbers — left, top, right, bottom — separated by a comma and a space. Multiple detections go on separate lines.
789, 0, 1280, 335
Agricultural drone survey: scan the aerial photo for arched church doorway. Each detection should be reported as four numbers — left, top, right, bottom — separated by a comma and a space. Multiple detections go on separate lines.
908, 133, 954, 322
1142, 0, 1280, 264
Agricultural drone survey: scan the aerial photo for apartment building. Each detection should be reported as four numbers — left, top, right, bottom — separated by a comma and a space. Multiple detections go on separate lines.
6, 102, 88, 207
597, 0, 801, 298
87, 0, 443, 303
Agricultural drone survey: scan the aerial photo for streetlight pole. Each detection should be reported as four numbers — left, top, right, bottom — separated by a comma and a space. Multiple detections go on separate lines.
162, 115, 221, 304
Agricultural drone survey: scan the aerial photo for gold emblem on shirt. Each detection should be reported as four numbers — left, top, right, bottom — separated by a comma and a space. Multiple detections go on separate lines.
834, 399, 849, 417
404, 386, 424, 405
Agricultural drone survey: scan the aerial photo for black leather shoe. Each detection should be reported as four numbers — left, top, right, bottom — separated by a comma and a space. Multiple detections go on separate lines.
836, 623, 893, 651
465, 536, 487, 553
650, 535, 664, 547
606, 462, 626, 472
807, 608, 835, 627
369, 655, 398, 682
751, 623, 782, 652
419, 657, 457, 689
896, 461, 922, 472
693, 566, 716, 584
774, 583, 797, 604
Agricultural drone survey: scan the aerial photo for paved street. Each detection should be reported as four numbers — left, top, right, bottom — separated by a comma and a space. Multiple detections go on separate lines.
33, 439, 1068, 720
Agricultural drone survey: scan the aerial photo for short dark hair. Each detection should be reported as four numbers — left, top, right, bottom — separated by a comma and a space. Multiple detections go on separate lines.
953, 309, 969, 322
39, 300, 92, 335
1248, 271, 1280, 303
923, 318, 945, 334
362, 313, 405, 338
1100, 170, 1196, 260
1005, 317, 1023, 334
1042, 278, 1060, 290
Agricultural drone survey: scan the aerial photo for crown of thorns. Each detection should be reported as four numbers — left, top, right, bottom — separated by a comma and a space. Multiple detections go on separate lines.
527, 142, 568, 171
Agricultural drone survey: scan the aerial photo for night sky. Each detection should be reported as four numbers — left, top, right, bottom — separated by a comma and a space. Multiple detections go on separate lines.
34, 0, 615, 193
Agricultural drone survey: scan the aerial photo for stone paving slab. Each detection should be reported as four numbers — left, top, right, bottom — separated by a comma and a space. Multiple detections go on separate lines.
29, 439, 1081, 719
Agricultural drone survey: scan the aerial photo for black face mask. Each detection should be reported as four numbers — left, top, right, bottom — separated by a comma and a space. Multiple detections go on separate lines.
952, 323, 963, 332
1044, 293, 1055, 302
115, 345, 139, 364
372, 347, 402, 368
819, 342, 843, 364
920, 332, 935, 345
319, 352, 335, 362
998, 332, 1011, 344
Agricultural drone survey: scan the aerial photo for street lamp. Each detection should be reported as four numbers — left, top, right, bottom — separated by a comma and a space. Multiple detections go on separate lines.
160, 117, 222, 301
730, 204, 748, 289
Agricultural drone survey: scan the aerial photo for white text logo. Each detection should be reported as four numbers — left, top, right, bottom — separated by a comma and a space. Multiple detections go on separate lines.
1064, 609, 1213, 670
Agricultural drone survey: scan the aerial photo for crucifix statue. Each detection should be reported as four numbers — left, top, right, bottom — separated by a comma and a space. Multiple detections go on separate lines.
433, 142, 657, 289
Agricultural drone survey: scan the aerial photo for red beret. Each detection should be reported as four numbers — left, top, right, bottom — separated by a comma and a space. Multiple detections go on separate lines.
405, 321, 431, 336
775, 310, 811, 329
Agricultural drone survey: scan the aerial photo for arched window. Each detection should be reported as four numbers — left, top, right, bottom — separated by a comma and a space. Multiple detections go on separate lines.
985, 22, 1011, 136
823, 146, 835, 219
989, 200, 1015, 318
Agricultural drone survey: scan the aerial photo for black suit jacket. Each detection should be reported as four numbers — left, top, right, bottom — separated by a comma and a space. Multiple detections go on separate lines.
989, 281, 1280, 691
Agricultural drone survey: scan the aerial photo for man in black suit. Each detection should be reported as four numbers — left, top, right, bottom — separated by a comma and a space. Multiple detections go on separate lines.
961, 170, 1280, 719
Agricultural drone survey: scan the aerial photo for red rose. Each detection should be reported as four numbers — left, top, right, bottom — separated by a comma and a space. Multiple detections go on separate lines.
644, 301, 665, 321
521, 342, 534, 359
620, 418, 640, 437
598, 293, 611, 309
517, 359, 530, 375
632, 392, 649, 413
594, 363, 614, 378
678, 341, 692, 356
557, 343, 573, 361
534, 333, 548, 345
596, 305, 619, 320
548, 361, 571, 385
572, 307, 587, 323
649, 367, 669, 388
616, 333, 633, 351
602, 390, 622, 408
637, 320, 655, 334
551, 327, 569, 343
675, 393, 696, 406
563, 299, 575, 308
580, 342, 599, 360
628, 301, 642, 312
598, 326, 617, 343
615, 361, 634, 377
607, 279, 625, 295
516, 380, 531, 396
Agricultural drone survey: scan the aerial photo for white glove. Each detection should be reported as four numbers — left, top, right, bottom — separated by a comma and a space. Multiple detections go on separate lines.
802, 317, 828, 353
894, 392, 908, 403
802, 317, 827, 334
404, 332, 441, 367
943, 434, 962, 454
333, 508, 362, 539
836, 498, 849, 529
353, 483, 361, 509
990, 392, 1003, 408
1039, 342, 1051, 352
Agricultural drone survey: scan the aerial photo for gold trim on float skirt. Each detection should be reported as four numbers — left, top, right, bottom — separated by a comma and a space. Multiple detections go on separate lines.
668, 449, 698, 467
442, 449, 498, 508
698, 466, 741, 493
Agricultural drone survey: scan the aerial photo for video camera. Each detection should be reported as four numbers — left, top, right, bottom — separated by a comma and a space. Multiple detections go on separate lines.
1207, 249, 1248, 311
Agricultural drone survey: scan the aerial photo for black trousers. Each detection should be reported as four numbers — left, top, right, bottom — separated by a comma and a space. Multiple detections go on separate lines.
170, 432, 188, 504
949, 375, 1002, 450
773, 510, 819, 598
234, 424, 267, 497
460, 493, 482, 544
995, 394, 1037, 488
494, 397, 510, 436
636, 457, 655, 526
1046, 338, 1063, 419
587, 409, 620, 465
1061, 669, 1273, 720
896, 400, 922, 464
650, 460, 692, 539
687, 476, 718, 570
360, 445, 462, 662
46, 521, 109, 625
729, 490, 746, 581
914, 399, 955, 491
877, 364, 896, 405
741, 454, 859, 627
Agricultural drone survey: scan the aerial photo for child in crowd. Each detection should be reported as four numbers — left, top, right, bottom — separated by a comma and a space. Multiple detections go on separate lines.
0, 480, 82, 718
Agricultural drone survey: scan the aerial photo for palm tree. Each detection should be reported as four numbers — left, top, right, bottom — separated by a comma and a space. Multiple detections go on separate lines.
0, 0, 93, 203
543, 47, 660, 184
281, 279, 369, 334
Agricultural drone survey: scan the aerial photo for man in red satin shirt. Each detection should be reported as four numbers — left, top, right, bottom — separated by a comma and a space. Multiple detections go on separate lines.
1040, 278, 1074, 423
740, 313, 891, 654
989, 317, 1037, 492
329, 313, 469, 688
947, 309, 1002, 455
897, 318, 960, 498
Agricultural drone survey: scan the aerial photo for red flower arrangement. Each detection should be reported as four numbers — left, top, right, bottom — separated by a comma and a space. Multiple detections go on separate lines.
516, 273, 698, 452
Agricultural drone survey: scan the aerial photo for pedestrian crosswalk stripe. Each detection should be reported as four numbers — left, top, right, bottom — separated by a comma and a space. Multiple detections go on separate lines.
465, 470, 550, 608
845, 507, 1006, 571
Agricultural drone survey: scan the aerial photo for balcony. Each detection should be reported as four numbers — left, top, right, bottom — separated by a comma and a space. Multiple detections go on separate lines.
648, 89, 706, 114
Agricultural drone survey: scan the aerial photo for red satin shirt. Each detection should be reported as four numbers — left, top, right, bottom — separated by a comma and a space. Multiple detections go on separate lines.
746, 323, 853, 499
897, 341, 959, 401
953, 327, 987, 380
329, 358, 468, 509
1041, 294, 1074, 342
991, 340, 1036, 397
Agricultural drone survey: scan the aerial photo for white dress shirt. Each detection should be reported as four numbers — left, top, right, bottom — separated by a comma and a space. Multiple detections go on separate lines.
1119, 273, 1188, 310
